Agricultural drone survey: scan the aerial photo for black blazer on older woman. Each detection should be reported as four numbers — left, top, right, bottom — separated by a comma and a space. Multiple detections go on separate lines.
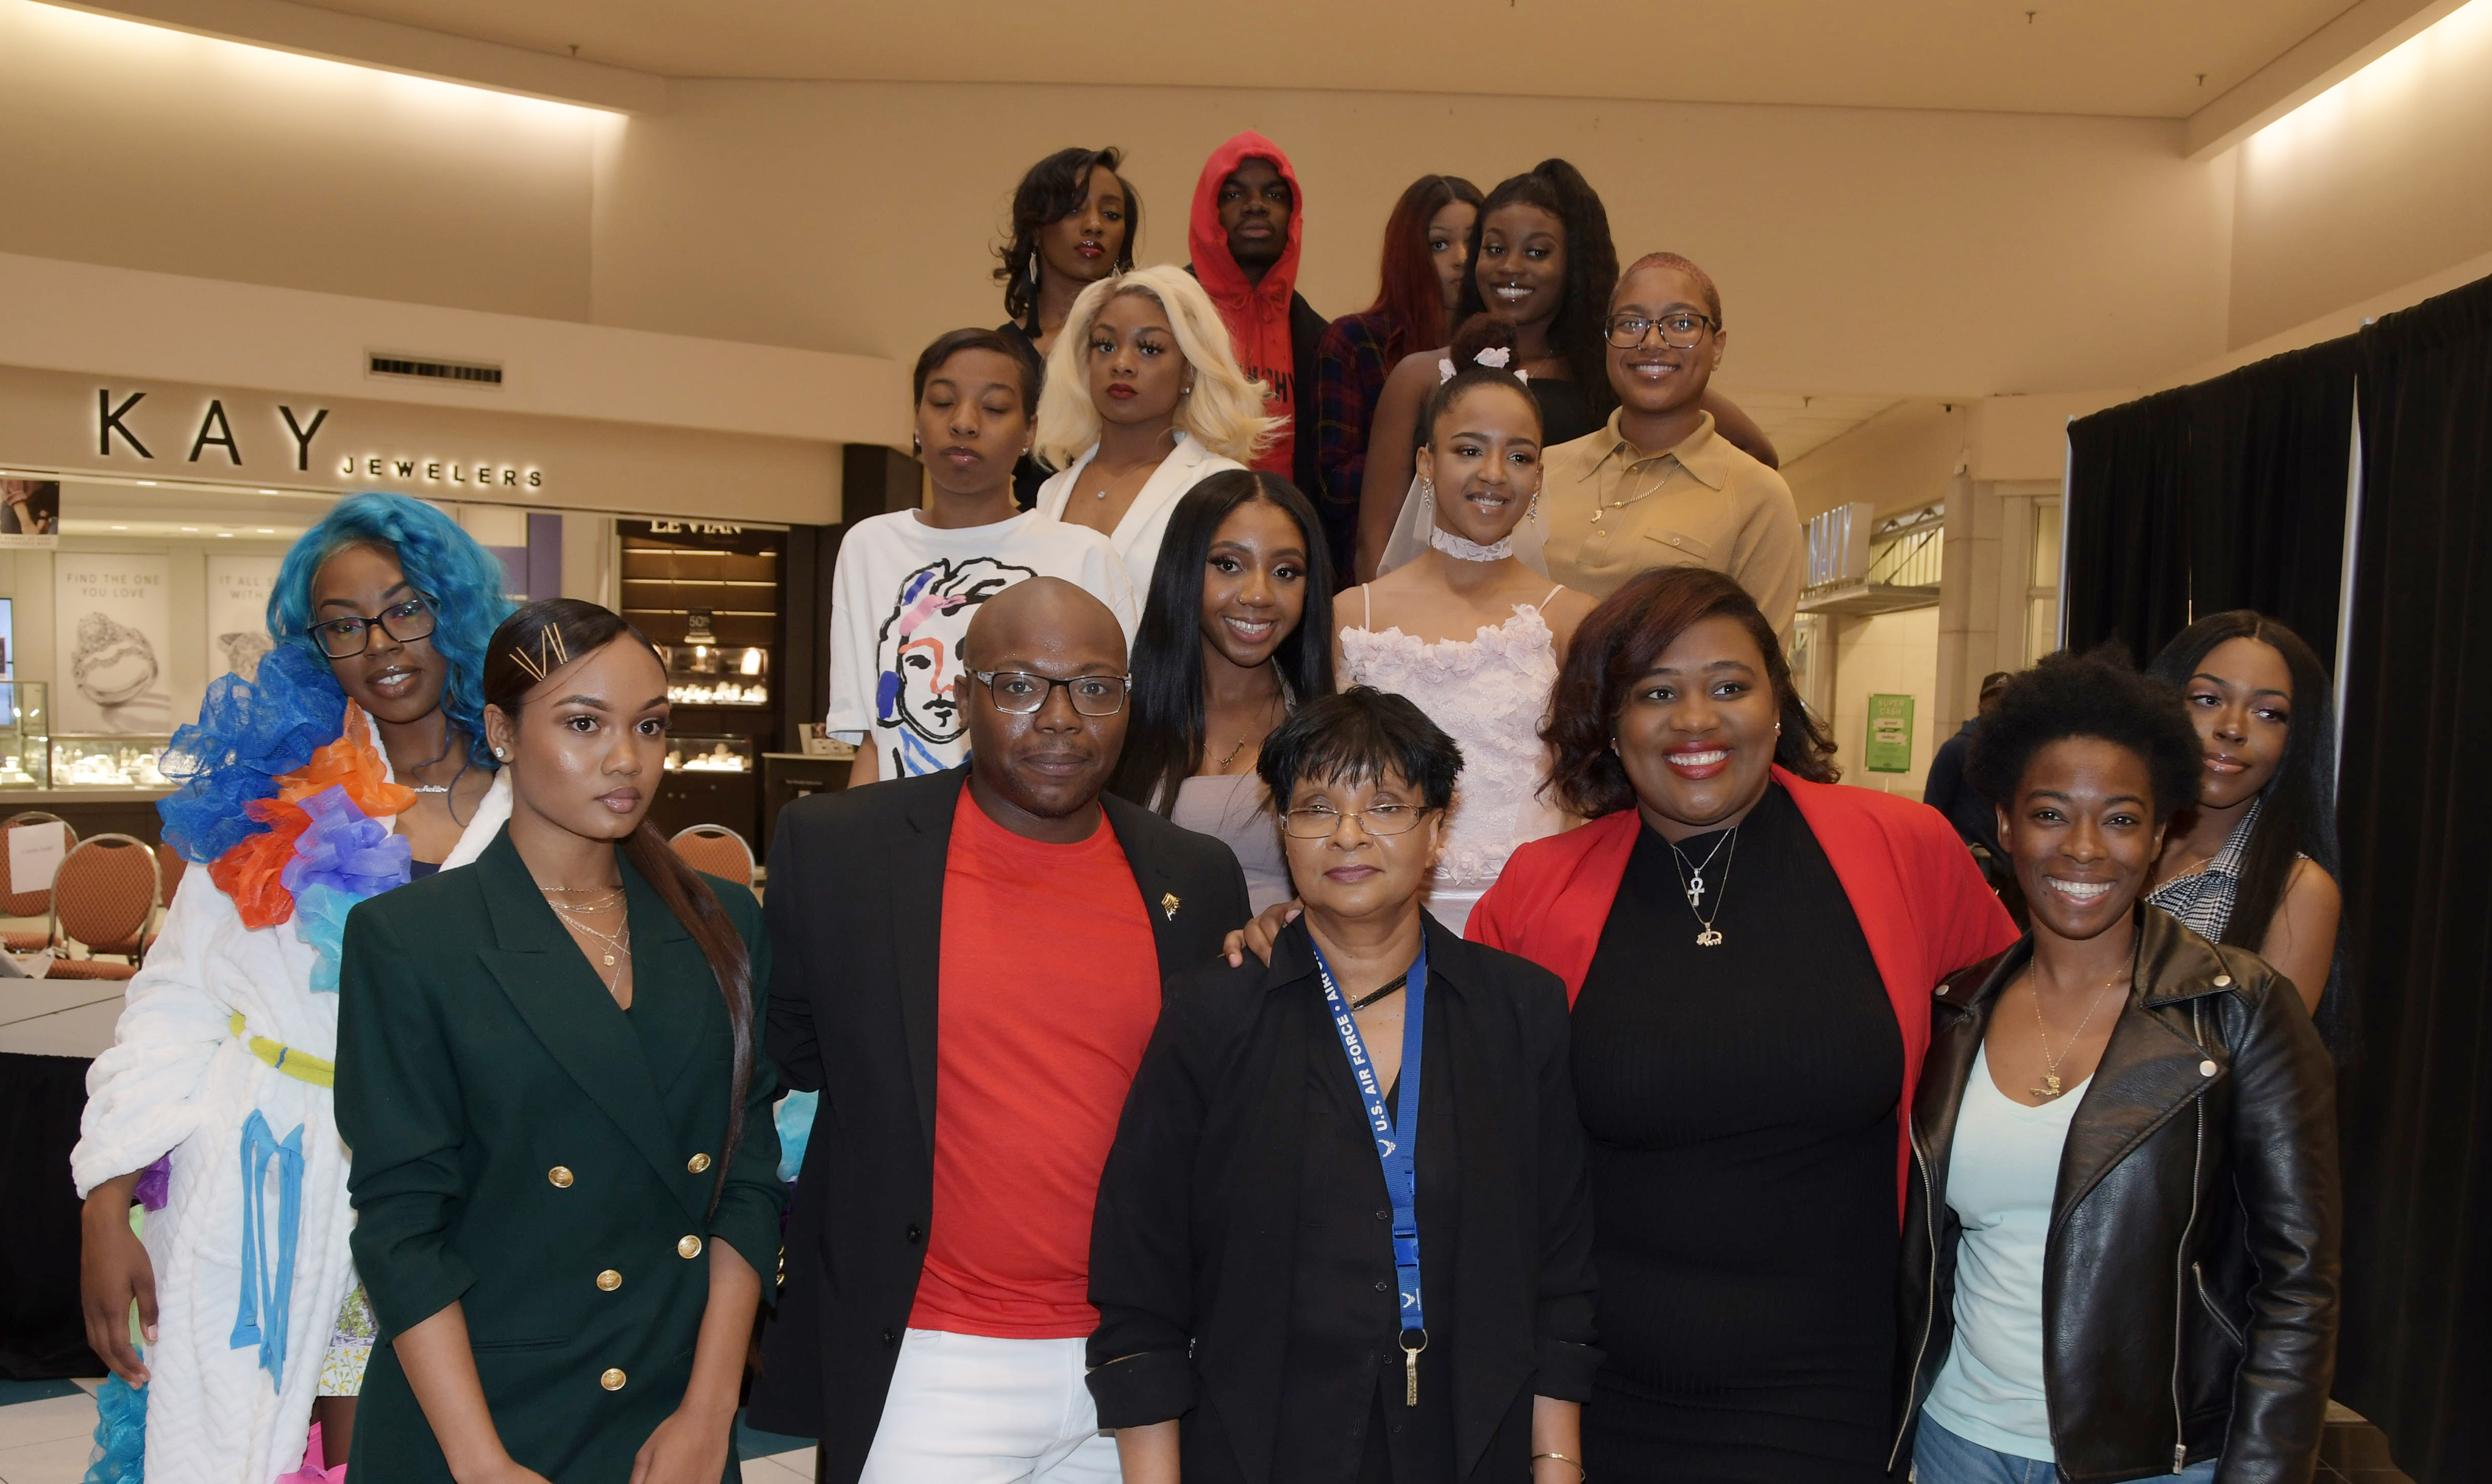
1088, 914, 1600, 1484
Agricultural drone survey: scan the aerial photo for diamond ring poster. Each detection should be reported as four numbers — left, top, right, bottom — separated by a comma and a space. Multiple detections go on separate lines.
54, 553, 174, 734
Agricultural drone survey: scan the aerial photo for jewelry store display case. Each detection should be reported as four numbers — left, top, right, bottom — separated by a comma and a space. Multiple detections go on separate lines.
619, 521, 786, 845
52, 735, 173, 788
0, 682, 49, 790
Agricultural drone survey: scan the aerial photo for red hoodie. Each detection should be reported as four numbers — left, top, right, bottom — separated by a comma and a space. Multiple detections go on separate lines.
1189, 131, 1305, 481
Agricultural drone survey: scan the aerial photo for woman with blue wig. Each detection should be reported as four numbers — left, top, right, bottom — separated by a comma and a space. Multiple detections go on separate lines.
72, 493, 514, 1484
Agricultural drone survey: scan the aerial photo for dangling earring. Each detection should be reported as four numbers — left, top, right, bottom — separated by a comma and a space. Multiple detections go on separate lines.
912, 435, 922, 455
1027, 254, 1040, 287
1529, 488, 1543, 523
1420, 478, 1434, 510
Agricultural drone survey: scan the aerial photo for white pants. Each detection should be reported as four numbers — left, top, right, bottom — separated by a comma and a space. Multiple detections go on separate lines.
856, 1329, 1122, 1484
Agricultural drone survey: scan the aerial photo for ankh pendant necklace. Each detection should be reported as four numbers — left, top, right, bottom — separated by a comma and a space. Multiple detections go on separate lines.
2028, 968, 2125, 1100
1665, 827, 1739, 947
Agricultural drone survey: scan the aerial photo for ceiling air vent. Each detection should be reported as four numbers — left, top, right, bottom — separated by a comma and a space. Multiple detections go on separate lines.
367, 352, 503, 388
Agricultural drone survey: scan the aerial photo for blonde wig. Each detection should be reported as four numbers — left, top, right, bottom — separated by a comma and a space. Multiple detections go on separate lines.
1032, 265, 1277, 472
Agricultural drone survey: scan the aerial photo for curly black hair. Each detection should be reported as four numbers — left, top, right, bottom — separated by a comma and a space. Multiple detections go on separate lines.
1967, 647, 2202, 824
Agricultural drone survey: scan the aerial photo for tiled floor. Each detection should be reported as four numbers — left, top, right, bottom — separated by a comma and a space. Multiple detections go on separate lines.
0, 1379, 818, 1483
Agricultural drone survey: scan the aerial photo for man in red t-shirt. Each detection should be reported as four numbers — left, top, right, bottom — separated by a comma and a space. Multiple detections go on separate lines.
751, 579, 1250, 1483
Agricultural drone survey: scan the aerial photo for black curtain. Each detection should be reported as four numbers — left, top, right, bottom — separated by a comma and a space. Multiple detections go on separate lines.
2334, 273, 2492, 1484
2064, 340, 2358, 667
2065, 387, 2196, 662
0, 1052, 104, 1378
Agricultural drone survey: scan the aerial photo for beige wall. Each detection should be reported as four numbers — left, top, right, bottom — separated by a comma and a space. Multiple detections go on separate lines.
1781, 400, 1968, 523
0, 0, 603, 318
1829, 606, 1942, 800
2227, 0, 2492, 348
588, 82, 2237, 399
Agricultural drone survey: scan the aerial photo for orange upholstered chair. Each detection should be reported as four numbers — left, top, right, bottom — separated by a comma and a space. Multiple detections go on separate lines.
668, 824, 756, 892
47, 833, 161, 981
1, 812, 76, 954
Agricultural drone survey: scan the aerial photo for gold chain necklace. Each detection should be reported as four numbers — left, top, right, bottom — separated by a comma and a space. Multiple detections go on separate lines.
1586, 460, 1676, 524
2029, 969, 2126, 1100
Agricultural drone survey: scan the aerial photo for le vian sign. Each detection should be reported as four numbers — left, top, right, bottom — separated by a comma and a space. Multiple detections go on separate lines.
92, 388, 545, 490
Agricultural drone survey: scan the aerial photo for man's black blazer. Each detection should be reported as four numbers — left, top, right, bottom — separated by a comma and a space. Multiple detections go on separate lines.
744, 764, 1251, 1482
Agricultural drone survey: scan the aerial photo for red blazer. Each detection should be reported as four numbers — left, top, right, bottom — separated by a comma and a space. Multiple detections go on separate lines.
1469, 766, 2019, 1219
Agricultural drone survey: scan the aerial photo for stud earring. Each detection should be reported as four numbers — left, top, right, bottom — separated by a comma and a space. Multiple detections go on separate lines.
911, 435, 921, 455
493, 746, 506, 759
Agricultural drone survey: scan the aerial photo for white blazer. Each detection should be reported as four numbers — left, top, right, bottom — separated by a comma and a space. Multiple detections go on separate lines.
1033, 430, 1247, 599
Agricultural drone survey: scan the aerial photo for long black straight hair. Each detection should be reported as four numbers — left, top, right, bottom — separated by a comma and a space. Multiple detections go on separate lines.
483, 598, 756, 1212
1109, 470, 1336, 816
2146, 610, 2346, 1047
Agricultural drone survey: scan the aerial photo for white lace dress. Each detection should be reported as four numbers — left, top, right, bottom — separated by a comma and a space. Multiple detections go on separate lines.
1338, 586, 1569, 935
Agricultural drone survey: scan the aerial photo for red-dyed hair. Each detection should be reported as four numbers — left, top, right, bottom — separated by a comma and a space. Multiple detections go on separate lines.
1542, 566, 1837, 818
1365, 174, 1484, 361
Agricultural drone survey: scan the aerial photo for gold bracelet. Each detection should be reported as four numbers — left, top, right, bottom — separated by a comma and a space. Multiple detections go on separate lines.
1532, 1453, 1584, 1475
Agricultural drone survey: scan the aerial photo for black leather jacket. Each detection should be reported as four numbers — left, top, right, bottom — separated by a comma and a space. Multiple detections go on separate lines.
1891, 906, 2339, 1483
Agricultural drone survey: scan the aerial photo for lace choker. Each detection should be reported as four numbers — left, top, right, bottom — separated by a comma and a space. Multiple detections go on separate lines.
1430, 526, 1513, 562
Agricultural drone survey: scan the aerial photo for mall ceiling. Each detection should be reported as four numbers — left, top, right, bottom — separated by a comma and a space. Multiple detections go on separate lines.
224, 0, 2367, 120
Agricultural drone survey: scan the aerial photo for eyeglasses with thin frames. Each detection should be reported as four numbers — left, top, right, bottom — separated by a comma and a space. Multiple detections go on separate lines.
969, 668, 1131, 717
1280, 801, 1434, 839
309, 596, 438, 659
1605, 310, 1719, 350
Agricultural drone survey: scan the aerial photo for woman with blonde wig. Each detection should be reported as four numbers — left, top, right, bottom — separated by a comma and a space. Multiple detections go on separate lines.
1033, 265, 1278, 594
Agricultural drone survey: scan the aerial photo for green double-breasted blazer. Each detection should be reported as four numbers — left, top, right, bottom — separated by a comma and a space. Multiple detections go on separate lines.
333, 826, 782, 1483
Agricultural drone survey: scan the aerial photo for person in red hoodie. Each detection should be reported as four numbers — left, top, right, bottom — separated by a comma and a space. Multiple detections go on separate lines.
1187, 133, 1340, 564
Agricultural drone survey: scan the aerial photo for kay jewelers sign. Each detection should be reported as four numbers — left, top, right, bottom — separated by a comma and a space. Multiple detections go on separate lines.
1865, 693, 1915, 773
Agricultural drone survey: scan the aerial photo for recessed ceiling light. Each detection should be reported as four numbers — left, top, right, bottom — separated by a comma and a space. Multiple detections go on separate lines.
181, 526, 198, 531
136, 480, 156, 487
259, 489, 278, 495
257, 528, 275, 534
215, 531, 233, 538
110, 525, 128, 530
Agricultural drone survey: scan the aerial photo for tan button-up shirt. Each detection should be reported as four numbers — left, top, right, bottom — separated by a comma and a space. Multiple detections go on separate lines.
1540, 409, 1804, 631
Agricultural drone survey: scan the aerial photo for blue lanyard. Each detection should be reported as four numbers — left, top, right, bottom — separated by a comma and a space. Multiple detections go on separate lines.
1309, 933, 1430, 1404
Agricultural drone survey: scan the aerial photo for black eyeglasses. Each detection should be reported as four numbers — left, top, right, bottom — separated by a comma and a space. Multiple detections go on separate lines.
1605, 310, 1719, 350
971, 669, 1131, 717
309, 596, 437, 659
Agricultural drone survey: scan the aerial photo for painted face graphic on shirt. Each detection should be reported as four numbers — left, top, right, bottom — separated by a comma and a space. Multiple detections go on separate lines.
875, 556, 1036, 764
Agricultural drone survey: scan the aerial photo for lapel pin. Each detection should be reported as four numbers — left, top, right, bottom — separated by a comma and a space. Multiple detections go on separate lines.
1161, 892, 1181, 921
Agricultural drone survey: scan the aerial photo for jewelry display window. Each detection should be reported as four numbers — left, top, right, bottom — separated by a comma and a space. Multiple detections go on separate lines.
657, 644, 770, 708
0, 682, 49, 789
52, 733, 173, 787
664, 734, 754, 774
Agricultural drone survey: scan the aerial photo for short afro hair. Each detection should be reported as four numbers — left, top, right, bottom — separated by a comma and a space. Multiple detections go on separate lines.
1967, 646, 2202, 824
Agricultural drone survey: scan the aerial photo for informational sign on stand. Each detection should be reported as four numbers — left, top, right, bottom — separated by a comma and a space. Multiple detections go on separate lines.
8, 818, 69, 892
1865, 693, 1916, 773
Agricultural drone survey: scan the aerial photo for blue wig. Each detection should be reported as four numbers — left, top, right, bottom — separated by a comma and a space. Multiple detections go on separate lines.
267, 493, 513, 769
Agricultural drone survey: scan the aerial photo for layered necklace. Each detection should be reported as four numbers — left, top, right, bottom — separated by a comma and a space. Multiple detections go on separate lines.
1665, 827, 1738, 947
541, 884, 631, 984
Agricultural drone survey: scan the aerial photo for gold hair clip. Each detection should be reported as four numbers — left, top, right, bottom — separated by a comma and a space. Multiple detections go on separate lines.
509, 623, 569, 682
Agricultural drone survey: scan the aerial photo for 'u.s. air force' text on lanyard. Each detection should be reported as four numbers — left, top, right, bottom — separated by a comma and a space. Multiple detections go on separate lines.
1309, 934, 1429, 1406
